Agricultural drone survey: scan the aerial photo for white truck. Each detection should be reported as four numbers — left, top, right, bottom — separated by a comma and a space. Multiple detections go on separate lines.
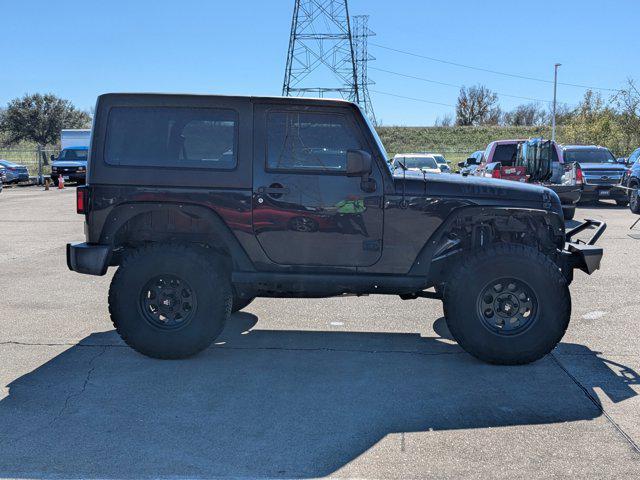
60, 129, 91, 150
51, 129, 92, 186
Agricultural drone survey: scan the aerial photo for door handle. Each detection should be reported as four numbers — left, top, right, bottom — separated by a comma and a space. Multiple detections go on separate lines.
258, 185, 290, 196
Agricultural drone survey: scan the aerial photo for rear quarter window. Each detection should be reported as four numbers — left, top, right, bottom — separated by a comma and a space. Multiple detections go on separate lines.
104, 106, 238, 169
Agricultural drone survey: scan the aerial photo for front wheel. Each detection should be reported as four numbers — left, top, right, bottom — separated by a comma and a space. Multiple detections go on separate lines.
443, 244, 571, 365
629, 185, 640, 213
108, 244, 232, 359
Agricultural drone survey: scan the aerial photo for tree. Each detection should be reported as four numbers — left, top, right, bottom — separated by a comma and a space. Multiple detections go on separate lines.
0, 93, 91, 147
503, 103, 548, 126
611, 79, 640, 154
434, 113, 453, 127
562, 90, 620, 152
455, 85, 500, 126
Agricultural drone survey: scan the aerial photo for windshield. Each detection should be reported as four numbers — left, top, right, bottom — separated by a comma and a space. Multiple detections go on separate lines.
564, 148, 616, 164
432, 154, 446, 164
0, 160, 17, 167
402, 156, 438, 169
59, 149, 88, 161
358, 106, 390, 171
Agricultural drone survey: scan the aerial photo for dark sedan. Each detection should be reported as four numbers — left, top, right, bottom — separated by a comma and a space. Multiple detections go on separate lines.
0, 160, 30, 184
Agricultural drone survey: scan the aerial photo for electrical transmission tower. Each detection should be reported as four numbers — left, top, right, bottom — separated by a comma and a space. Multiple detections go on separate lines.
282, 0, 359, 102
352, 14, 376, 124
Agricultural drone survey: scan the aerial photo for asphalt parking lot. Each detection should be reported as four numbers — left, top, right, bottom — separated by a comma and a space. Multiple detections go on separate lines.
1, 186, 639, 479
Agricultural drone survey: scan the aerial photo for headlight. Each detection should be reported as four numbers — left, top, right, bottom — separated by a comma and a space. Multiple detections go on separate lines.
77, 167, 86, 172
51, 166, 57, 172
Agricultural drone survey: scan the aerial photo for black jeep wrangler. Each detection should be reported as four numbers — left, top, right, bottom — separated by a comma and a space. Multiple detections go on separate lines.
67, 93, 606, 365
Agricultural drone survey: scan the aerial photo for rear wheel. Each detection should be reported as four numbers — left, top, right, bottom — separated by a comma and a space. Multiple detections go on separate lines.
108, 244, 232, 359
562, 206, 575, 221
443, 244, 571, 365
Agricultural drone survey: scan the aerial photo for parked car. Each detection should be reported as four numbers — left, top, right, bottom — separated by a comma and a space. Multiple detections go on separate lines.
563, 145, 628, 206
50, 146, 89, 185
622, 149, 640, 213
430, 154, 451, 173
67, 93, 605, 366
474, 139, 582, 220
624, 147, 640, 168
392, 154, 442, 174
0, 165, 5, 193
0, 160, 30, 183
457, 150, 483, 175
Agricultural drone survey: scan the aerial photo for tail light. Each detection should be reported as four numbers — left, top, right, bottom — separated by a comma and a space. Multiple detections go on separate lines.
492, 169, 501, 179
76, 185, 88, 214
575, 165, 584, 185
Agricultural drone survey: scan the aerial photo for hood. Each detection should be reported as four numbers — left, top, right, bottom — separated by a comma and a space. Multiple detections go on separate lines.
392, 170, 558, 205
52, 160, 87, 168
579, 163, 626, 172
405, 167, 441, 175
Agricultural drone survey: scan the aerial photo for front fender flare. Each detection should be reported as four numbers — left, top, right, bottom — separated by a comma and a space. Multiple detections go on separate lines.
408, 206, 565, 276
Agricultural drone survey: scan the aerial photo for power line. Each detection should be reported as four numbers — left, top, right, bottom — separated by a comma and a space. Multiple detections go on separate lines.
370, 89, 456, 107
370, 42, 621, 92
371, 66, 571, 105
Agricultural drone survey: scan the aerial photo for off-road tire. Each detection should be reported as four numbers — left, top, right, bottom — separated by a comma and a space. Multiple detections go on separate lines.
562, 206, 575, 221
443, 243, 571, 365
108, 243, 232, 359
231, 292, 255, 313
629, 184, 640, 214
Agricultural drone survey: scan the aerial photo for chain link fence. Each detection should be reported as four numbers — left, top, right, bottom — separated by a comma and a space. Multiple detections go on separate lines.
0, 147, 60, 184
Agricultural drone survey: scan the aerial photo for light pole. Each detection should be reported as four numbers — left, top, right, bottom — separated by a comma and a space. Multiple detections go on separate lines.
552, 63, 561, 141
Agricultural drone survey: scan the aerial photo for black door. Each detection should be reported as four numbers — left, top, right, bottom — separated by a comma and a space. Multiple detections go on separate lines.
252, 104, 384, 267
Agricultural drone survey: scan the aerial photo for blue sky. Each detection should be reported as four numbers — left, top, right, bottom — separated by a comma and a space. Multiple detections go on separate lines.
2, 0, 639, 125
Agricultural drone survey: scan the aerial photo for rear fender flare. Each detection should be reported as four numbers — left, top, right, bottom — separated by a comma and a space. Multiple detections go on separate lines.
99, 202, 255, 271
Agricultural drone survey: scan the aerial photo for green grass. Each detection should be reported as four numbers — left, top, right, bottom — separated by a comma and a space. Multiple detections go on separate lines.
376, 125, 556, 157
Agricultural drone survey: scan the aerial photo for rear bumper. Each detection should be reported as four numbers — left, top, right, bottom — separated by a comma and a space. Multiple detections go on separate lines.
66, 242, 110, 276
563, 219, 606, 274
580, 183, 627, 201
546, 184, 582, 206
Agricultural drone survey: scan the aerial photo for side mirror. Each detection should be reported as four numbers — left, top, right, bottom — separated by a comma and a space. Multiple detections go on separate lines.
346, 150, 372, 176
617, 157, 627, 164
50, 154, 56, 162
466, 157, 477, 165
457, 161, 466, 168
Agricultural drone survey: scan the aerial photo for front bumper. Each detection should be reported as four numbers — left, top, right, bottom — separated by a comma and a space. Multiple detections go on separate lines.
52, 171, 86, 182
563, 219, 606, 274
67, 242, 111, 276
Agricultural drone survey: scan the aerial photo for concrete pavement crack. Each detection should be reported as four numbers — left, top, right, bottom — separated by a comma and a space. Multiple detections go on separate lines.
49, 346, 108, 425
216, 345, 465, 356
550, 353, 640, 456
0, 341, 127, 347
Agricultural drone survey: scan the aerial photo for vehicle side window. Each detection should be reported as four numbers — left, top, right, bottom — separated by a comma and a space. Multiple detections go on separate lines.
266, 111, 361, 172
483, 144, 493, 162
105, 107, 238, 169
632, 149, 640, 164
